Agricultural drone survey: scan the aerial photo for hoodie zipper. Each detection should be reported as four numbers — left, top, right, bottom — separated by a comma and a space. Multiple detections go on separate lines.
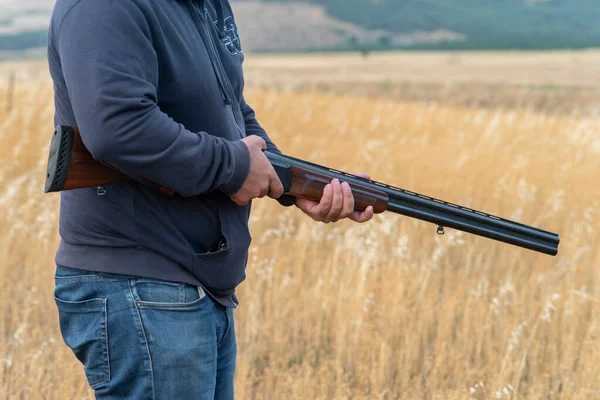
187, 0, 246, 138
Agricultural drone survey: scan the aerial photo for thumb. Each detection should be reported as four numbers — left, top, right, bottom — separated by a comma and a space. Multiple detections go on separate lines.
352, 172, 371, 180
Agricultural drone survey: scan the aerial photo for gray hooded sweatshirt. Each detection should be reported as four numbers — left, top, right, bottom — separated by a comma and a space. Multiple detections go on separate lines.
47, 0, 280, 307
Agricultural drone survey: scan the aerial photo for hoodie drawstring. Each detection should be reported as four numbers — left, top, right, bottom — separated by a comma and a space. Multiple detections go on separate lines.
214, 0, 226, 39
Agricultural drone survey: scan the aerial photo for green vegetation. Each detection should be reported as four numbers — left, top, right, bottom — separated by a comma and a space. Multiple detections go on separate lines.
261, 0, 600, 50
0, 30, 47, 51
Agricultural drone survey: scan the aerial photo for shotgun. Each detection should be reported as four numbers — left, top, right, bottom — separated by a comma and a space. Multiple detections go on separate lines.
45, 125, 560, 256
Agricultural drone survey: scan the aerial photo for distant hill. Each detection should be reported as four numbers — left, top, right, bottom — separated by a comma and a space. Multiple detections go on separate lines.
231, 1, 466, 52
279, 0, 600, 50
1, 0, 599, 57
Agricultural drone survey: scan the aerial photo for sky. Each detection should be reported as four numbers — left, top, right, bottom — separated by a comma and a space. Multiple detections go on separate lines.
0, 0, 54, 35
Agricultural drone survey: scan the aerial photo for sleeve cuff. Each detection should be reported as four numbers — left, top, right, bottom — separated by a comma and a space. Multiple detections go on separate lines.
220, 140, 251, 195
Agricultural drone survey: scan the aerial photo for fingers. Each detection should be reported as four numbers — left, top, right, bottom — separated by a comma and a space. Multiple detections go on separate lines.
294, 178, 376, 224
233, 136, 274, 205
322, 179, 343, 223
308, 179, 360, 223
338, 181, 355, 221
230, 193, 249, 206
297, 183, 336, 221
315, 182, 334, 220
258, 187, 269, 198
267, 168, 284, 199
349, 206, 374, 223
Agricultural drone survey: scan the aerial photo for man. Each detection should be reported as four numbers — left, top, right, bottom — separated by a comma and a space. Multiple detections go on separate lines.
48, 0, 373, 398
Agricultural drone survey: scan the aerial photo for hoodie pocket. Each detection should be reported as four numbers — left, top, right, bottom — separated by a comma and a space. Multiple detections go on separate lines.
192, 197, 251, 292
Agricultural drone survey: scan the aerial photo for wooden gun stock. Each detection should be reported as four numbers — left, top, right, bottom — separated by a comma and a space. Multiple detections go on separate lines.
44, 125, 387, 210
45, 126, 173, 196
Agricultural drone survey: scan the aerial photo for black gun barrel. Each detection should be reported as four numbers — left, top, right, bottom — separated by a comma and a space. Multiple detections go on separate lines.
267, 152, 559, 256
384, 183, 558, 245
386, 199, 558, 256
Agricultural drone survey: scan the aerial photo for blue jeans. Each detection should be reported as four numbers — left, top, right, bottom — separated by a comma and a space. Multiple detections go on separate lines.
53, 265, 236, 399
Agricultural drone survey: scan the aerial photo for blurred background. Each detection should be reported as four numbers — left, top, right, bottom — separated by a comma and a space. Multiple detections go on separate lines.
0, 1, 599, 399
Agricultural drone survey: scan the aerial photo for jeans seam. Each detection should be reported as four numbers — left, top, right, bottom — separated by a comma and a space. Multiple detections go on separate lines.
217, 308, 231, 349
102, 298, 111, 385
127, 280, 156, 400
88, 298, 110, 388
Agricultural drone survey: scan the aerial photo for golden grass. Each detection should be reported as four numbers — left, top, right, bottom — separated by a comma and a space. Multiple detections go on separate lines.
0, 57, 599, 399
243, 50, 600, 88
242, 50, 600, 117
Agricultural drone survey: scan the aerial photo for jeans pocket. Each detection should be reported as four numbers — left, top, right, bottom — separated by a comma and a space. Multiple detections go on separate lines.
132, 280, 207, 309
53, 294, 110, 388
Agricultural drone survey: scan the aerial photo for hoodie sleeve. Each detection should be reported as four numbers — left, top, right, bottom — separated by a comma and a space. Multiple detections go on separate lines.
239, 94, 282, 155
55, 0, 250, 197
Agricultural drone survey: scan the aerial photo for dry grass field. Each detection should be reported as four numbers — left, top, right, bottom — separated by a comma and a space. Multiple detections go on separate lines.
0, 51, 599, 399
243, 50, 600, 118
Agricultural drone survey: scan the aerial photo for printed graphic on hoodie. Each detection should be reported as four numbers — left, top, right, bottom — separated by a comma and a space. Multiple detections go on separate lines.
215, 16, 242, 55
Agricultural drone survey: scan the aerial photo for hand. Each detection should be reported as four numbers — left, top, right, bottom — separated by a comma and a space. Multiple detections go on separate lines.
296, 174, 374, 224
230, 136, 284, 206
